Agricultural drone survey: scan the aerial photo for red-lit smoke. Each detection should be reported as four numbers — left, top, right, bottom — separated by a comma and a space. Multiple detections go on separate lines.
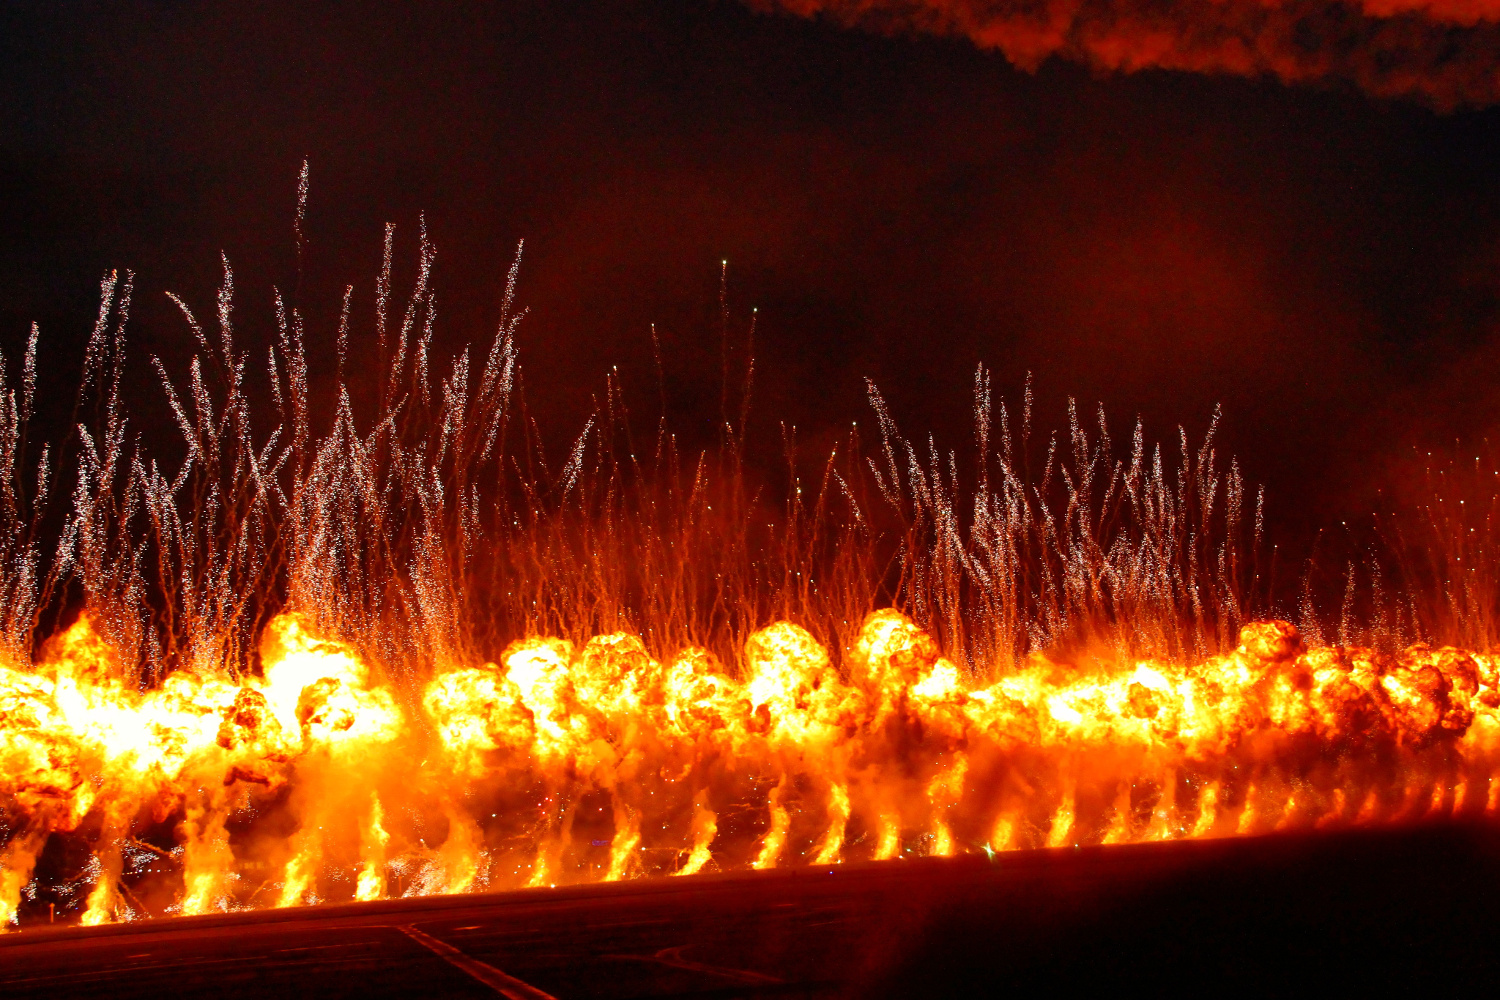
752, 0, 1500, 107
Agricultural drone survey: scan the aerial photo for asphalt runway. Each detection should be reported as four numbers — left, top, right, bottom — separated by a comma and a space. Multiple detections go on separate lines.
2, 822, 1498, 998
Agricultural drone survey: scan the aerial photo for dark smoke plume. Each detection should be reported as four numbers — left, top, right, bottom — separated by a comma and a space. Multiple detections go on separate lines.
751, 0, 1500, 107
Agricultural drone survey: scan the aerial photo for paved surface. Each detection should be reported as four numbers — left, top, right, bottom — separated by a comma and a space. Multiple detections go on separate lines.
2, 823, 1498, 998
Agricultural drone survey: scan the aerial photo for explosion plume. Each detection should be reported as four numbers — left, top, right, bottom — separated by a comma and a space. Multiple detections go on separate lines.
1, 202, 1497, 929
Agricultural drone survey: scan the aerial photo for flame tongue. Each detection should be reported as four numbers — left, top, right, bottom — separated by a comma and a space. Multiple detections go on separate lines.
2, 608, 1499, 927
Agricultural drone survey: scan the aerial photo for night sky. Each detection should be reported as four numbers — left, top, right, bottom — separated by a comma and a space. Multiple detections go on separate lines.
5, 0, 1500, 562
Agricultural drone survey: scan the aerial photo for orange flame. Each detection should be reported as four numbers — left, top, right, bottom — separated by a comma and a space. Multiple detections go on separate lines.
3, 607, 1498, 928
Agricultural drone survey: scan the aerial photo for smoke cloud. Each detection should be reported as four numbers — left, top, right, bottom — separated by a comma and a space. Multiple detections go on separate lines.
753, 0, 1500, 107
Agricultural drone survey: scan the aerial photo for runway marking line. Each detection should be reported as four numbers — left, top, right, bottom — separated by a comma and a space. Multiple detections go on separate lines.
601, 945, 782, 985
397, 924, 558, 1000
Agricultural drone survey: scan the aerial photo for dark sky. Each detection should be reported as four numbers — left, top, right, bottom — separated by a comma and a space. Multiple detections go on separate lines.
4, 0, 1500, 556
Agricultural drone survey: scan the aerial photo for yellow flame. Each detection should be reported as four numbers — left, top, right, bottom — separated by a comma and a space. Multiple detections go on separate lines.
4, 609, 1500, 925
